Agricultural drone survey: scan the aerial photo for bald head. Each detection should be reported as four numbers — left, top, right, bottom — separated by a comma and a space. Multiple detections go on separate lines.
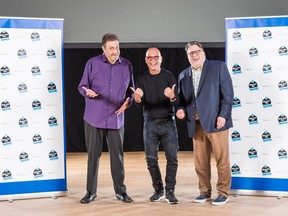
146, 47, 161, 57
145, 47, 162, 75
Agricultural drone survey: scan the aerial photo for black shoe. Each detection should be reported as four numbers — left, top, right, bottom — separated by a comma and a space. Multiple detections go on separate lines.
80, 192, 96, 204
150, 190, 165, 202
116, 193, 133, 203
165, 189, 179, 204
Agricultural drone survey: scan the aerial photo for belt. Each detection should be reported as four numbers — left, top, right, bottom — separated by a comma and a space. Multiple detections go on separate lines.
144, 116, 174, 123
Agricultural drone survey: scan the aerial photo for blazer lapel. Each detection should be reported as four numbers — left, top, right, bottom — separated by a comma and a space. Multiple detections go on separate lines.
196, 60, 208, 96
186, 67, 195, 97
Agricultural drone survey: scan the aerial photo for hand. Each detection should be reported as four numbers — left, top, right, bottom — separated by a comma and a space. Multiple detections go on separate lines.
82, 86, 98, 98
164, 84, 176, 100
115, 97, 130, 115
216, 116, 226, 129
176, 109, 185, 119
130, 87, 143, 103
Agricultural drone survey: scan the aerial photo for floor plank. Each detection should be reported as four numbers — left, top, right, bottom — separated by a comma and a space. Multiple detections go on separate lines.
1, 152, 287, 216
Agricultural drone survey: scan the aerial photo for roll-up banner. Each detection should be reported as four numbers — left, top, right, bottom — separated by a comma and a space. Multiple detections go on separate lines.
226, 15, 288, 196
0, 17, 66, 200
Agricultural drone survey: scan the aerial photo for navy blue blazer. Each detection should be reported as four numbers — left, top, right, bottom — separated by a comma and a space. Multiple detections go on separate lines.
178, 60, 234, 138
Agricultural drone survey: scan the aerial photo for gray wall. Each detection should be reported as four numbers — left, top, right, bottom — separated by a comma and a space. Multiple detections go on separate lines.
0, 0, 288, 43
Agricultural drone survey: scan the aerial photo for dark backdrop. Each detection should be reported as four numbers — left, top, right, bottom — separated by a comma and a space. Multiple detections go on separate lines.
64, 44, 225, 152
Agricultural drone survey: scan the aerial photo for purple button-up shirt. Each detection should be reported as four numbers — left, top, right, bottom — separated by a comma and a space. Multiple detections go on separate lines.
78, 53, 134, 129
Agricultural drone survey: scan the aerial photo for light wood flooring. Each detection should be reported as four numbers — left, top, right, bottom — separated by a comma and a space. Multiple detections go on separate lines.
1, 151, 287, 216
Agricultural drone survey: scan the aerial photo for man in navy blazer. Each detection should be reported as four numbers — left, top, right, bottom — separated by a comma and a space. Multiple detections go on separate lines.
176, 41, 233, 206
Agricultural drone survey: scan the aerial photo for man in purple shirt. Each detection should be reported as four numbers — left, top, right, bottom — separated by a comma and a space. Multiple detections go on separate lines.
78, 33, 135, 204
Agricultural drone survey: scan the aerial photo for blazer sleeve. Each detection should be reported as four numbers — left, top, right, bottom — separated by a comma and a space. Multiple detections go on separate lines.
219, 62, 234, 119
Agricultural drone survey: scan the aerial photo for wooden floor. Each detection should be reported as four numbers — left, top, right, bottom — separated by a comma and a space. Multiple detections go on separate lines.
1, 151, 287, 216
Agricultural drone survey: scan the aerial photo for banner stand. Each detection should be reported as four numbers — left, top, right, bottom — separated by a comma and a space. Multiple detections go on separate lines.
0, 17, 66, 200
226, 15, 288, 196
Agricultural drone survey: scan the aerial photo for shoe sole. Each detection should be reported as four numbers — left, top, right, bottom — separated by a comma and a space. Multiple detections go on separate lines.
150, 195, 165, 202
165, 198, 179, 204
212, 198, 229, 206
194, 198, 211, 203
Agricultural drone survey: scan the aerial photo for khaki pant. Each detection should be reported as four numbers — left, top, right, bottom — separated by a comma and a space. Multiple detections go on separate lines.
193, 120, 231, 197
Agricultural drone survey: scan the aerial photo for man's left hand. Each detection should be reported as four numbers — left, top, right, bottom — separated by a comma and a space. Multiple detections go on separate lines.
216, 116, 226, 129
115, 97, 130, 115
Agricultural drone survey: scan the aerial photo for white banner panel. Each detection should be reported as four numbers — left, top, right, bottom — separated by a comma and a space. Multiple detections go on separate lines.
226, 16, 288, 195
0, 17, 66, 199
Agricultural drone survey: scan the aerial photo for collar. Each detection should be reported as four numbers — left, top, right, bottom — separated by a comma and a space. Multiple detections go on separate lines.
192, 66, 202, 72
101, 53, 121, 64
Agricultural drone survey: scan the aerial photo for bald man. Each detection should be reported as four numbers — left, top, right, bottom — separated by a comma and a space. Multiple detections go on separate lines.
131, 47, 179, 204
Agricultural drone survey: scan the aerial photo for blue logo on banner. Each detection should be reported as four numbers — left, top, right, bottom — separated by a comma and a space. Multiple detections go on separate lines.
249, 47, 259, 57
262, 97, 272, 108
17, 48, 27, 58
32, 133, 43, 144
19, 151, 29, 162
262, 165, 271, 176
278, 80, 288, 90
1, 65, 10, 76
33, 167, 43, 178
233, 97, 241, 108
278, 114, 287, 125
47, 82, 57, 93
231, 164, 241, 175
278, 46, 288, 56
18, 83, 28, 93
1, 100, 11, 111
262, 131, 272, 142
248, 147, 258, 158
262, 63, 272, 74
262, 29, 272, 39
2, 135, 11, 146
249, 80, 259, 91
248, 114, 258, 125
48, 116, 58, 127
32, 99, 42, 110
231, 130, 241, 141
2, 169, 12, 180
31, 65, 41, 76
49, 149, 59, 160
278, 148, 287, 159
47, 49, 56, 58
19, 117, 28, 127
0, 30, 9, 41
232, 31, 242, 40
31, 31, 40, 41
232, 63, 242, 74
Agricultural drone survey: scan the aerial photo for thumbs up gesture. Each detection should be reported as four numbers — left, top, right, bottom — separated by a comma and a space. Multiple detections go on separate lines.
164, 84, 176, 100
130, 87, 143, 103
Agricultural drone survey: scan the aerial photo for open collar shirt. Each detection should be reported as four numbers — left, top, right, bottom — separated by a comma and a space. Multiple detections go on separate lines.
78, 53, 134, 129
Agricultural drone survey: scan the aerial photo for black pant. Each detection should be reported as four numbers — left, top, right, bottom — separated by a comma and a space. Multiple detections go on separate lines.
143, 118, 179, 191
84, 121, 127, 195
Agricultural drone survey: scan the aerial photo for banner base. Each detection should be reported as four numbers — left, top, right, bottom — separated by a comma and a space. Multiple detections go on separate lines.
0, 191, 67, 202
229, 189, 288, 198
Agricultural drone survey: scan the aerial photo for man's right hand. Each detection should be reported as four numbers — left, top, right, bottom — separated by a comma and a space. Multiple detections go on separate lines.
82, 86, 98, 98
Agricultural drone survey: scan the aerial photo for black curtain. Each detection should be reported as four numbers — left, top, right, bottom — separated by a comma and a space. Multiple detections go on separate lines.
64, 46, 225, 152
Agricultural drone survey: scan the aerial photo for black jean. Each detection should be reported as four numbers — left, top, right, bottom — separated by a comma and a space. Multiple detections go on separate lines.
143, 117, 179, 192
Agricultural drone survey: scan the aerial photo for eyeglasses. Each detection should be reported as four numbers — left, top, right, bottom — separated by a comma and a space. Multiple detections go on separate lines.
146, 56, 160, 61
187, 50, 202, 57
